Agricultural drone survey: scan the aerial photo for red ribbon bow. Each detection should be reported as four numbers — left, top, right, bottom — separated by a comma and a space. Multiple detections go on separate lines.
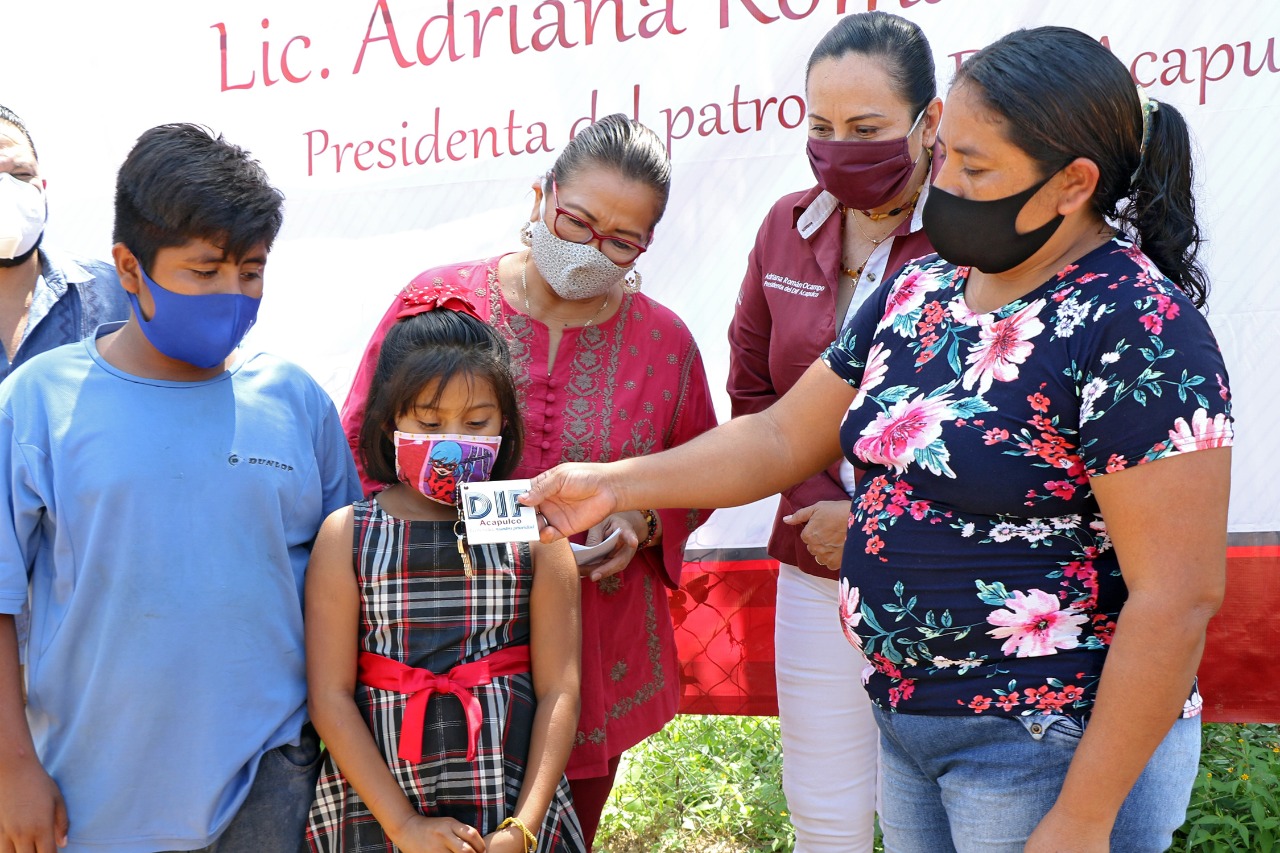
395, 279, 483, 321
358, 647, 531, 763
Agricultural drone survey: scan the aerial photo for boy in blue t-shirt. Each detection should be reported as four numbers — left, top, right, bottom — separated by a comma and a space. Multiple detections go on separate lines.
0, 124, 361, 853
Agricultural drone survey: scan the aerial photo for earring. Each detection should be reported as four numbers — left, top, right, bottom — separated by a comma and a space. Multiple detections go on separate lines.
519, 221, 533, 247
623, 268, 642, 294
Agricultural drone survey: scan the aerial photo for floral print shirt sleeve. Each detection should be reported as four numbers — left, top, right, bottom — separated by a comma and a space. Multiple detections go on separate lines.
820, 273, 895, 392
819, 239, 1233, 719
1072, 245, 1233, 474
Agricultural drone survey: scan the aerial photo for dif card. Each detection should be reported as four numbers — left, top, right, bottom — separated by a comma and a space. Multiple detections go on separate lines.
459, 479, 540, 544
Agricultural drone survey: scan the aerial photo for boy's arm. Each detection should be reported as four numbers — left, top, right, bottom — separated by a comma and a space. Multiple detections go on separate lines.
316, 401, 364, 513
0, 412, 68, 851
487, 538, 581, 851
0, 614, 67, 853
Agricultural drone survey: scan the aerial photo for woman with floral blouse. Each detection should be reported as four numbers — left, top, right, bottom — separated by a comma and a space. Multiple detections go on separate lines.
524, 26, 1231, 853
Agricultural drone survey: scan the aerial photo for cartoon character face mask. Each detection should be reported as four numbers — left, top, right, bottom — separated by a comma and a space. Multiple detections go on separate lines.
394, 432, 502, 506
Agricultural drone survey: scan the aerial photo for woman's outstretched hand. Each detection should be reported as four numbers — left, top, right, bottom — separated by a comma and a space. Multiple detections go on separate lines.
521, 463, 620, 543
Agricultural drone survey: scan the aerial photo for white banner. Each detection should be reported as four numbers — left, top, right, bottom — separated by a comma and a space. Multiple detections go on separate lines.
6, 0, 1277, 540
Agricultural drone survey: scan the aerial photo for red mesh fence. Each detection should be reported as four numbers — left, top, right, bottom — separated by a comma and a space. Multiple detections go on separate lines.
670, 547, 1280, 724
669, 554, 780, 717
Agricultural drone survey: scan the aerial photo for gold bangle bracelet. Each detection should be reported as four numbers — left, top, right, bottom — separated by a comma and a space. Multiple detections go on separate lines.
498, 816, 538, 852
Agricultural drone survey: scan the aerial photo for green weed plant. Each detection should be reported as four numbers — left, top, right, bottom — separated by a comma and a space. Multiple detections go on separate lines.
596, 714, 792, 852
1172, 723, 1280, 852
597, 717, 1278, 853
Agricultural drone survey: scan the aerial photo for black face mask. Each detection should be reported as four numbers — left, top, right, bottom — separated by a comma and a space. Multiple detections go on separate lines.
921, 171, 1063, 274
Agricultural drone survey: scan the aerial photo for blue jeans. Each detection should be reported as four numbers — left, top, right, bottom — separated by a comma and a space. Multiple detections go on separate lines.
874, 708, 1200, 853
159, 725, 322, 853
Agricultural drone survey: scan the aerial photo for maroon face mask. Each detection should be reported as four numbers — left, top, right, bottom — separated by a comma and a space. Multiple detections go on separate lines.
806, 109, 925, 211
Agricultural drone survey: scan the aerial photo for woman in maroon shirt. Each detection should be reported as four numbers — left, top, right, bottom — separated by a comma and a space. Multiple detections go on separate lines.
725, 12, 940, 851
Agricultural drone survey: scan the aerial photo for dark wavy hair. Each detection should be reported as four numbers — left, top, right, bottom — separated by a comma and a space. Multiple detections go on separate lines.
954, 27, 1208, 307
805, 11, 937, 118
113, 123, 284, 272
359, 308, 523, 486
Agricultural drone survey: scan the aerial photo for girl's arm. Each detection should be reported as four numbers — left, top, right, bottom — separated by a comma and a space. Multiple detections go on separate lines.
486, 537, 582, 852
1026, 446, 1230, 852
306, 507, 486, 853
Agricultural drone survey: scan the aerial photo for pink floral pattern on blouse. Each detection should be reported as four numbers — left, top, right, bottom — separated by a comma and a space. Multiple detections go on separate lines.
822, 238, 1232, 718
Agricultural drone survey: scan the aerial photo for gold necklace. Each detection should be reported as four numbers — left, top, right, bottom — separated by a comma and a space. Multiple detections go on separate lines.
857, 180, 926, 221
840, 252, 872, 282
520, 251, 609, 328
847, 206, 899, 246
841, 173, 925, 277
839, 217, 880, 280
842, 258, 870, 281
840, 209, 882, 281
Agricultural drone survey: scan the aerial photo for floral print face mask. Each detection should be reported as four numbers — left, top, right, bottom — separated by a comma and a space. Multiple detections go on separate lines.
528, 217, 631, 301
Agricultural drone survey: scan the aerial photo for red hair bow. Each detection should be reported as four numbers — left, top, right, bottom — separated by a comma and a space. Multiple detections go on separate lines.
396, 279, 483, 321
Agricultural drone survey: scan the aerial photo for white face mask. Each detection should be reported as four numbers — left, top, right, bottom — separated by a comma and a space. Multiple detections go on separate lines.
528, 217, 631, 301
0, 173, 46, 260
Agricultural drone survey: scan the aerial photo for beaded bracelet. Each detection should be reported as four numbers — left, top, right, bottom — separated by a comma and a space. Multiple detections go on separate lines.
637, 508, 659, 549
498, 816, 538, 852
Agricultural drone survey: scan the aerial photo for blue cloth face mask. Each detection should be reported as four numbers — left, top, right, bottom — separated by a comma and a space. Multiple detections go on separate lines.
126, 264, 261, 369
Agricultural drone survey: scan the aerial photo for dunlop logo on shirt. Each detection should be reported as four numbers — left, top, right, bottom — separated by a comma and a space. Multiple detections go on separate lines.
227, 453, 295, 472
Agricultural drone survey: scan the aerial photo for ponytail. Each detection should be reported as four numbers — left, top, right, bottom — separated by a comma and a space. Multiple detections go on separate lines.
955, 28, 1210, 309
1121, 102, 1208, 308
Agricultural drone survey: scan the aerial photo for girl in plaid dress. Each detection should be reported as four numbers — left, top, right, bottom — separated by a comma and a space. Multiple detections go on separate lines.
306, 287, 585, 853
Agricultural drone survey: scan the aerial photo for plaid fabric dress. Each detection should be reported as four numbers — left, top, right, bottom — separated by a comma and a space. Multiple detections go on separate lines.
307, 499, 585, 852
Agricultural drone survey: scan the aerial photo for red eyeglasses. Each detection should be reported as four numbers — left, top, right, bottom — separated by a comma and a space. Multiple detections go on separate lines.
551, 181, 650, 265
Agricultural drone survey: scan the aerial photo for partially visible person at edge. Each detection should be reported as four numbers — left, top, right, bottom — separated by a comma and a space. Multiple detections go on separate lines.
0, 123, 360, 853
341, 114, 717, 849
0, 105, 128, 381
522, 27, 1232, 853
726, 12, 941, 850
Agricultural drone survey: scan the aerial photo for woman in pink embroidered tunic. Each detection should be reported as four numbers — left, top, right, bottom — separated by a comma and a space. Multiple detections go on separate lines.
341, 114, 717, 848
